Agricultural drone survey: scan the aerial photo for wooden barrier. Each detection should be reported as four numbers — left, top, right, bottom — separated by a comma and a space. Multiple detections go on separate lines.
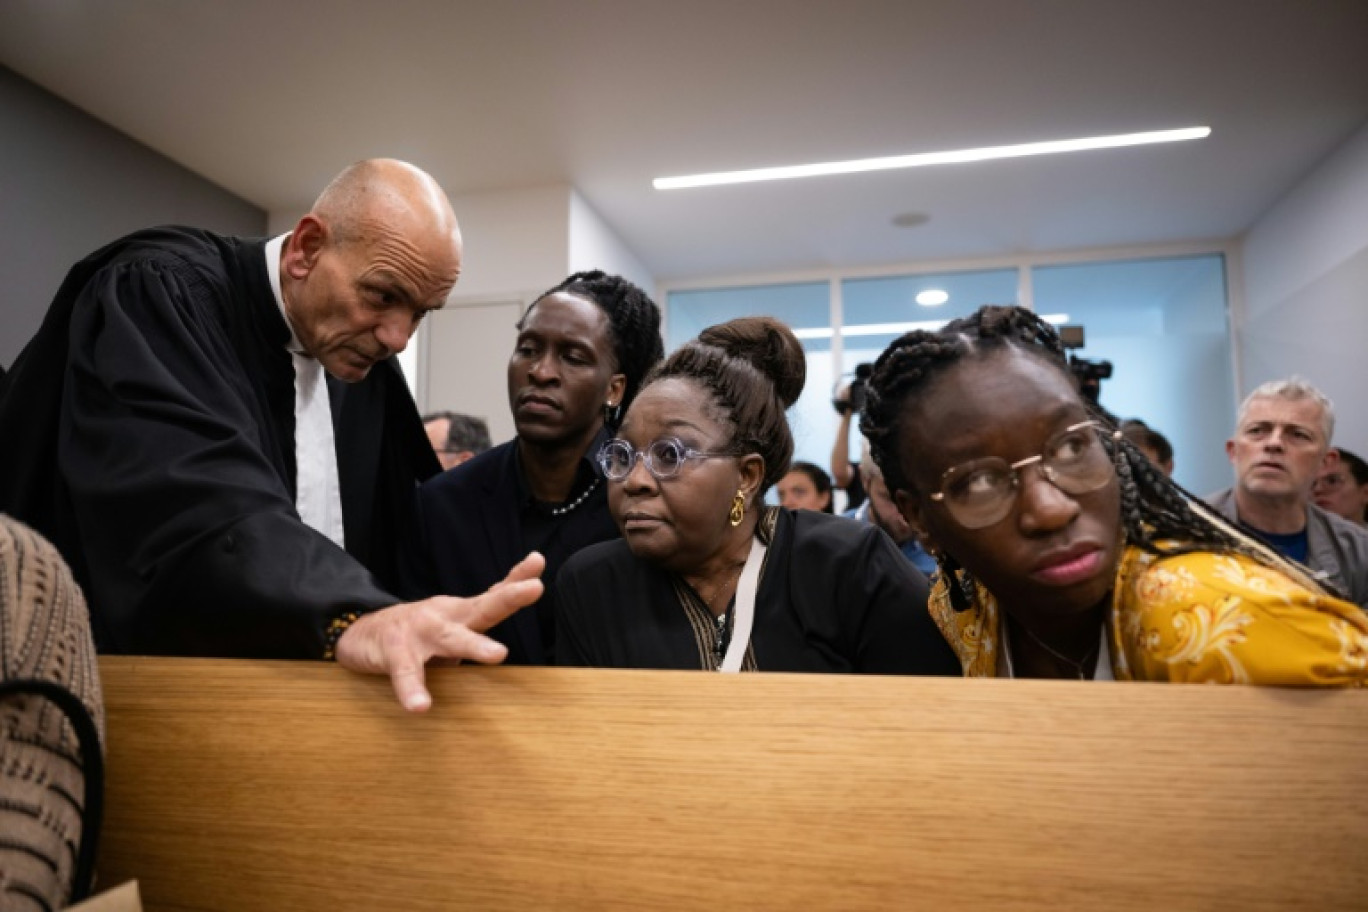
95, 657, 1368, 911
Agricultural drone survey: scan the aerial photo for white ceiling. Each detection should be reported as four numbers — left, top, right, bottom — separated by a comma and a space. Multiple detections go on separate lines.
2, 0, 1366, 284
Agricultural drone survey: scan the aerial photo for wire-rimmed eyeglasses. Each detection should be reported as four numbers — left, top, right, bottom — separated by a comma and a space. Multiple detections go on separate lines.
928, 420, 1120, 529
598, 437, 731, 482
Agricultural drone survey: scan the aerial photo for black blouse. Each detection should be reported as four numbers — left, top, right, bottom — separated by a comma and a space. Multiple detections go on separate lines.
556, 507, 960, 675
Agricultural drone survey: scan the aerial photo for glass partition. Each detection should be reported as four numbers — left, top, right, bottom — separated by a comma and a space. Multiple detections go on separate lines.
1031, 254, 1232, 494
666, 283, 835, 478
838, 268, 1021, 465
662, 254, 1234, 501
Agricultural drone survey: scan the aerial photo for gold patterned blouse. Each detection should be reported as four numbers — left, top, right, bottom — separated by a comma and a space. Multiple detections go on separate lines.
928, 544, 1368, 686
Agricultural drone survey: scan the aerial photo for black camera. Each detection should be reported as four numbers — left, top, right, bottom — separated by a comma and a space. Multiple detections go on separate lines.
1060, 326, 1113, 405
834, 363, 874, 415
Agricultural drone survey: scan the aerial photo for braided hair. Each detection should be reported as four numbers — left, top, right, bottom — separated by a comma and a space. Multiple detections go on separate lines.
644, 316, 805, 497
859, 304, 1322, 582
523, 270, 665, 427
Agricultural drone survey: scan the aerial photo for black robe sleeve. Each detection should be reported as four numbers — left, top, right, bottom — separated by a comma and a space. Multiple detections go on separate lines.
57, 247, 398, 657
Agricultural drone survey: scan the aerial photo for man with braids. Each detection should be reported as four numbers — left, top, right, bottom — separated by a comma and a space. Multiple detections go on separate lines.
0, 159, 547, 712
400, 271, 663, 665
555, 316, 959, 674
860, 304, 1368, 684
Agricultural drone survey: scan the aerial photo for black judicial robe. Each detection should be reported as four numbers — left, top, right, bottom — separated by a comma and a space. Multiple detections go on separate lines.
555, 507, 961, 674
0, 227, 440, 658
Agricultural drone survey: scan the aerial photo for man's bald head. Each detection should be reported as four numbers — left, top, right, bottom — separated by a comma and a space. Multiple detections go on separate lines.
279, 159, 464, 382
311, 159, 460, 254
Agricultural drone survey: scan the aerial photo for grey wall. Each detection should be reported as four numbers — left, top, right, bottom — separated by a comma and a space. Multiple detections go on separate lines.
1240, 119, 1368, 455
0, 65, 266, 367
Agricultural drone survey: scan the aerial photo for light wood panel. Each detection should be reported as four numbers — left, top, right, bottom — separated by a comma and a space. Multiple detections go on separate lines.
95, 658, 1368, 911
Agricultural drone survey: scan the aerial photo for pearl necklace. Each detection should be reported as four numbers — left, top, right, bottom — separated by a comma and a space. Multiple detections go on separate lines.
550, 476, 601, 516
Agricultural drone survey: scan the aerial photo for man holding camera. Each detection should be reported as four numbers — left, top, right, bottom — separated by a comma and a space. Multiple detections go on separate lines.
829, 364, 873, 512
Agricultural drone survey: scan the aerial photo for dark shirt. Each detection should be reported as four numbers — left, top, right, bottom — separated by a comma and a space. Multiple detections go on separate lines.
556, 507, 960, 675
1257, 528, 1310, 565
512, 439, 610, 659
400, 431, 618, 664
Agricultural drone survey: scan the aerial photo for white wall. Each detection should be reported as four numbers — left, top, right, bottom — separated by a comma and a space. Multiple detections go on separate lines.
568, 190, 654, 294
367, 185, 660, 429
1240, 120, 1368, 453
446, 185, 571, 303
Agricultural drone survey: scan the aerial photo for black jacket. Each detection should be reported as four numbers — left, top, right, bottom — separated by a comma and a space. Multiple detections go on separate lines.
399, 437, 618, 665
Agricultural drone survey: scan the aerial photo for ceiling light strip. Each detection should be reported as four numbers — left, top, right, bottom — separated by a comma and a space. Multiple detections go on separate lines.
654, 127, 1211, 190
792, 313, 1070, 340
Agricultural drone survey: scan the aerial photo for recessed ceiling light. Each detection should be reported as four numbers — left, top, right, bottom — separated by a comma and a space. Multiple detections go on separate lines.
654, 126, 1211, 190
915, 290, 949, 307
891, 212, 929, 228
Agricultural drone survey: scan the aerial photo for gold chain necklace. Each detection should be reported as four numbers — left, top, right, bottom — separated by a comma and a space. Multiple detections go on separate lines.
1010, 617, 1101, 680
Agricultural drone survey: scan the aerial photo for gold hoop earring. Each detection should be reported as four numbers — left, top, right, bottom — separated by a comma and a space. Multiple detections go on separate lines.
728, 490, 746, 527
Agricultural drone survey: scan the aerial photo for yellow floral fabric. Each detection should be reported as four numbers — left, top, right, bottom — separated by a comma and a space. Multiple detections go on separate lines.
928, 544, 1368, 686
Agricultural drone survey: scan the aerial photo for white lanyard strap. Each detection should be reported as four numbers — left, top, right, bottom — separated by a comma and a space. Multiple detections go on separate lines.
719, 536, 766, 673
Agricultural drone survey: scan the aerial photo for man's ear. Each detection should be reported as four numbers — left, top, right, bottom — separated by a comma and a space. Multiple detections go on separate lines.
1225, 438, 1237, 463
1322, 448, 1342, 472
282, 215, 327, 281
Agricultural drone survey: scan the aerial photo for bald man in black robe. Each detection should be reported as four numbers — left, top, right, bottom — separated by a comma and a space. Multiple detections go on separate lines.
0, 159, 542, 711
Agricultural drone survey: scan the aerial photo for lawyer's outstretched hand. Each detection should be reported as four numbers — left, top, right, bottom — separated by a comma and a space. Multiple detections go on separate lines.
335, 552, 545, 712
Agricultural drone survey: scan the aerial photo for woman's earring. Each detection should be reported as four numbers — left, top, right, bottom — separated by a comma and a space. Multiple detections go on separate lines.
602, 400, 621, 426
728, 490, 746, 527
939, 552, 977, 613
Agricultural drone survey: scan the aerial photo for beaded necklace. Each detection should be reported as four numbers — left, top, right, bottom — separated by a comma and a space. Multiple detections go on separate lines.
550, 476, 601, 516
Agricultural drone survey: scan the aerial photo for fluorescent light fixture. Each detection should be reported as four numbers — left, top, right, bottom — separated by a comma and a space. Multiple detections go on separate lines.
654, 127, 1210, 190
792, 313, 1069, 340
915, 290, 949, 307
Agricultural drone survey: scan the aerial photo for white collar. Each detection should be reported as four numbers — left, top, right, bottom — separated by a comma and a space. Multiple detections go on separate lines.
264, 233, 306, 354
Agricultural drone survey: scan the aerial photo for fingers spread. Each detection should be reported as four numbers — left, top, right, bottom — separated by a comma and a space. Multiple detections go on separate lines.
386, 646, 434, 713
443, 578, 543, 633
434, 624, 509, 665
489, 551, 547, 594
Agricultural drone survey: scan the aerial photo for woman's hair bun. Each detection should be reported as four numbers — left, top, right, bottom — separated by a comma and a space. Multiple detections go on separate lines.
696, 316, 806, 409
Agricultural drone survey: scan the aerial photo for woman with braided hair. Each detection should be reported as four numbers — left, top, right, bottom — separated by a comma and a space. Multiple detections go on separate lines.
400, 270, 664, 665
860, 304, 1368, 684
556, 316, 959, 674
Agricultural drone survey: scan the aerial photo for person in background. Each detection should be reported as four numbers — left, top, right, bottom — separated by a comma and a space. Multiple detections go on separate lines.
1206, 378, 1368, 607
423, 410, 492, 470
845, 441, 937, 578
401, 271, 663, 665
829, 373, 869, 511
0, 159, 538, 712
1120, 418, 1174, 476
1313, 447, 1368, 526
776, 460, 833, 513
557, 317, 958, 675
861, 305, 1368, 683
